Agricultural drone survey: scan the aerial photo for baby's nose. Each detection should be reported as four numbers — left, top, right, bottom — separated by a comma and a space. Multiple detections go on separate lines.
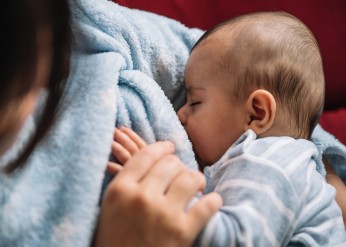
177, 106, 187, 126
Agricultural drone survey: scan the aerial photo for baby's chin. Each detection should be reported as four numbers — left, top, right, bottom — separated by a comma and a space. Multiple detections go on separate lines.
195, 150, 222, 171
195, 154, 212, 171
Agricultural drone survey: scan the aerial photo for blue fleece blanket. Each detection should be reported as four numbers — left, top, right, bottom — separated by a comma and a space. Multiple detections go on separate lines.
0, 0, 345, 246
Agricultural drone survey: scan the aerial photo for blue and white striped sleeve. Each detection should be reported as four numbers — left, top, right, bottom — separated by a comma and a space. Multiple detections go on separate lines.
193, 144, 346, 246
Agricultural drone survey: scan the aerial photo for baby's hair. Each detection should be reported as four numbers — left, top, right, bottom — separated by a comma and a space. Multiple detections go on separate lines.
1, 0, 72, 173
192, 12, 324, 139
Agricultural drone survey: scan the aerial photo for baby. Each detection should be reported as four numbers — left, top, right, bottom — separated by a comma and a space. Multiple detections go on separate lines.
111, 11, 346, 246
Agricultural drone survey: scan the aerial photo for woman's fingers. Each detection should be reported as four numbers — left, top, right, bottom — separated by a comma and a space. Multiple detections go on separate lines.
97, 166, 220, 247
166, 169, 206, 209
100, 145, 221, 247
140, 154, 185, 194
115, 141, 175, 183
186, 192, 222, 236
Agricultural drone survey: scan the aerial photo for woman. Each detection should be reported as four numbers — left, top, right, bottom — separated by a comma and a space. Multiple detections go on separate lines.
0, 0, 221, 246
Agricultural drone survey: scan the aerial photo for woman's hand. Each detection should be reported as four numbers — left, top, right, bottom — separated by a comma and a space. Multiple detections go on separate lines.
94, 141, 222, 247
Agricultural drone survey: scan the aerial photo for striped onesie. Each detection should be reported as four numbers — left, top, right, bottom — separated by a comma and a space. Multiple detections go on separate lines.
194, 129, 346, 246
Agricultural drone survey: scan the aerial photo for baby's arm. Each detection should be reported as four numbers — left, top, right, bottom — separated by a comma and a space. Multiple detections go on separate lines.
194, 154, 345, 246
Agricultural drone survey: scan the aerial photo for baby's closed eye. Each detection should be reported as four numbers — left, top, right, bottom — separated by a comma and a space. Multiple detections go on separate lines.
190, 101, 201, 107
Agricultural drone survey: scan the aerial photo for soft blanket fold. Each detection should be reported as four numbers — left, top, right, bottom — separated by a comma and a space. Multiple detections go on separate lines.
72, 0, 200, 169
0, 0, 346, 246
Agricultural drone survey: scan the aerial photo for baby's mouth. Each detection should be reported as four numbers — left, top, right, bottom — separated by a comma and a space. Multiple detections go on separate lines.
193, 150, 204, 171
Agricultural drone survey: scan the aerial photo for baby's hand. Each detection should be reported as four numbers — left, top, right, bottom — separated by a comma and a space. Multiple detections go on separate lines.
111, 126, 147, 165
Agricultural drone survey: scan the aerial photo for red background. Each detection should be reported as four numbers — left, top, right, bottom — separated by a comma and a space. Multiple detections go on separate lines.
115, 0, 346, 144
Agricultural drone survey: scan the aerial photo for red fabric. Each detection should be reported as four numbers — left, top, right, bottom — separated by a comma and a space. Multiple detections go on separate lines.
320, 108, 346, 145
114, 0, 346, 145
115, 0, 346, 110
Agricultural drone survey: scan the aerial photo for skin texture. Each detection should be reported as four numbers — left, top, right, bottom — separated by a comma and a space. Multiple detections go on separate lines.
177, 42, 248, 170
177, 39, 278, 170
96, 137, 222, 247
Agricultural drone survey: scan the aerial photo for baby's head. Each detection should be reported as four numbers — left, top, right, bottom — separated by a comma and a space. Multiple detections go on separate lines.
178, 12, 324, 168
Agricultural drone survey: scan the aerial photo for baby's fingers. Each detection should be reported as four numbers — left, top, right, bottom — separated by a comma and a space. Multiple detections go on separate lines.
111, 141, 132, 165
114, 128, 142, 156
119, 126, 147, 148
106, 161, 123, 175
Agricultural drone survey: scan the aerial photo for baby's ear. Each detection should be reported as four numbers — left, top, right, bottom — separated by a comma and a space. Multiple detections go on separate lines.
245, 89, 276, 135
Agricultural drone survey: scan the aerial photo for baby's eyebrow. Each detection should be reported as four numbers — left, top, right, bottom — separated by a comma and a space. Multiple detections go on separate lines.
186, 86, 205, 94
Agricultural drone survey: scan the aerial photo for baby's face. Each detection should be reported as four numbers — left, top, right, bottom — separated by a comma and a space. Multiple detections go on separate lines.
177, 42, 247, 170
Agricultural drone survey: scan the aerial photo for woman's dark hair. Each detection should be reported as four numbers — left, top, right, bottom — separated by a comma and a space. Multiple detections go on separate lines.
1, 0, 72, 173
